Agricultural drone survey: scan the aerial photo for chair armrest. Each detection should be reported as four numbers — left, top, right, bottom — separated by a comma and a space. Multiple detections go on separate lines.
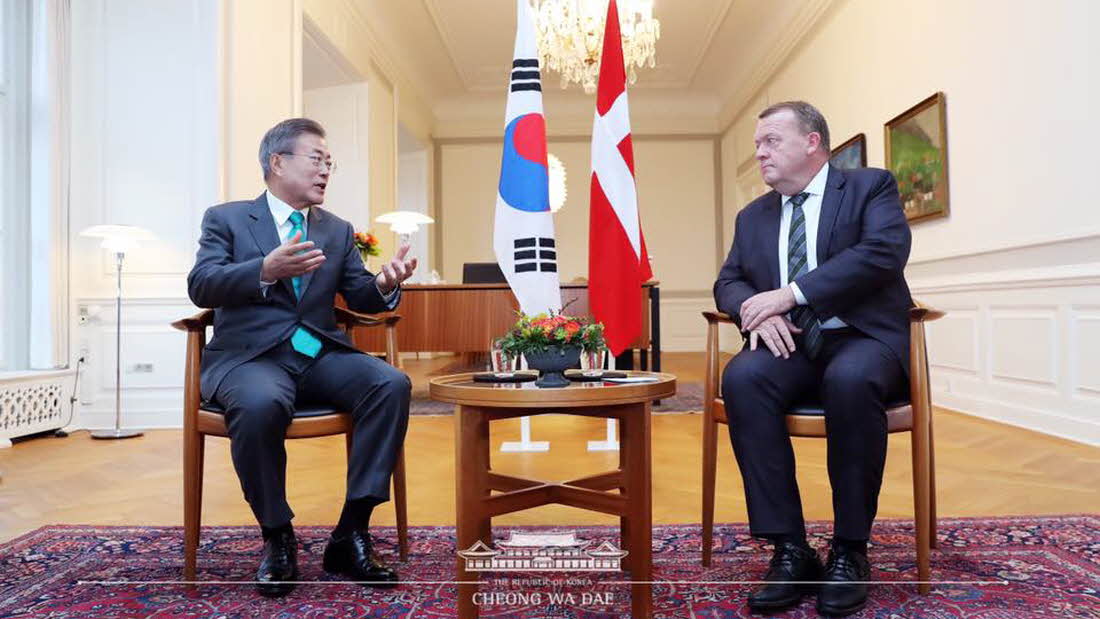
334, 307, 402, 329
171, 310, 215, 332
909, 302, 945, 323
703, 311, 736, 325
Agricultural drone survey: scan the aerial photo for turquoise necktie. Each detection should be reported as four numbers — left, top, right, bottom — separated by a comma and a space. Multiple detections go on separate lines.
287, 211, 322, 358
787, 192, 823, 358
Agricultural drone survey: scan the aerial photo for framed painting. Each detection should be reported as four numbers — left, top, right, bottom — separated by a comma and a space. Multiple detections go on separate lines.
830, 133, 866, 170
885, 92, 949, 223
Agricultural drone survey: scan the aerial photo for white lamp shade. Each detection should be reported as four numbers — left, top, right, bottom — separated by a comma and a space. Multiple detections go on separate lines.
80, 224, 155, 252
375, 211, 435, 235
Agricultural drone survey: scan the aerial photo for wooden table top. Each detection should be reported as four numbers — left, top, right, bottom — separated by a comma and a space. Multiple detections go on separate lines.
428, 371, 677, 408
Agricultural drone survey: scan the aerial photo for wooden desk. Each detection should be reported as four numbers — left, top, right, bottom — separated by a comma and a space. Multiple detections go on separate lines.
429, 372, 677, 619
351, 282, 662, 371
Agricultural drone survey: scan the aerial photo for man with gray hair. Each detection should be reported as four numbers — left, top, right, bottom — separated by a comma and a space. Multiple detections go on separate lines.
188, 117, 417, 596
714, 101, 913, 616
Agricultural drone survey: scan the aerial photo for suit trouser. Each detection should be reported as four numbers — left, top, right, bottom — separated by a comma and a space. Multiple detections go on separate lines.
213, 340, 411, 528
721, 328, 906, 541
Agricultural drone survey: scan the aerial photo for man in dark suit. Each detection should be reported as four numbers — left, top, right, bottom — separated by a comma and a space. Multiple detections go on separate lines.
188, 118, 417, 596
713, 101, 912, 616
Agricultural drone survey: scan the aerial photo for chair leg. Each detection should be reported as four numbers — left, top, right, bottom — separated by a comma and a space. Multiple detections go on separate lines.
701, 408, 719, 567
393, 447, 409, 561
928, 413, 938, 550
912, 422, 932, 595
183, 431, 204, 582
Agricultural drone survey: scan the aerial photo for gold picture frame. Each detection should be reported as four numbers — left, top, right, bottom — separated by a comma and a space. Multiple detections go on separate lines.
829, 133, 867, 170
885, 92, 949, 223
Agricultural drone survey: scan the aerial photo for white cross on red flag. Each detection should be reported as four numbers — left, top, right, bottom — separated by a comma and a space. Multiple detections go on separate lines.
588, 0, 652, 356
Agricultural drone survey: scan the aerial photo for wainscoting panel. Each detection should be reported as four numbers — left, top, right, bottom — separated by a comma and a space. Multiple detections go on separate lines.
988, 308, 1058, 388
76, 297, 198, 430
1070, 307, 1100, 397
660, 294, 716, 352
911, 260, 1100, 446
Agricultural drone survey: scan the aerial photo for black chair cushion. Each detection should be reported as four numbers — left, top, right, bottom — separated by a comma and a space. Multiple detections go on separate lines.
200, 400, 339, 418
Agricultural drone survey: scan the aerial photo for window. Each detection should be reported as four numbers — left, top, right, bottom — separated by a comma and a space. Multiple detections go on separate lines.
0, 0, 69, 371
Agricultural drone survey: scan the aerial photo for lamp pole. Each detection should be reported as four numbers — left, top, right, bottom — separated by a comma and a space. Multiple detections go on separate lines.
91, 249, 142, 440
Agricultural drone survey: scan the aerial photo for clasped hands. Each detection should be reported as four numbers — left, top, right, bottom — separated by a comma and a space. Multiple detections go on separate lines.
260, 231, 418, 295
739, 286, 802, 359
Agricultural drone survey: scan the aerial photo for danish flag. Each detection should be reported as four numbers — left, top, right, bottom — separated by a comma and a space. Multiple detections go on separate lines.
588, 0, 652, 356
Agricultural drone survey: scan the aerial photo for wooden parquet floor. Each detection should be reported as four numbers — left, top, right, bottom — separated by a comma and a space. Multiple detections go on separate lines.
1, 353, 1096, 543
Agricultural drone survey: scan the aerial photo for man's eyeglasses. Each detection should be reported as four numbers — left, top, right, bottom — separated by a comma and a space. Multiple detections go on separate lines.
279, 152, 336, 173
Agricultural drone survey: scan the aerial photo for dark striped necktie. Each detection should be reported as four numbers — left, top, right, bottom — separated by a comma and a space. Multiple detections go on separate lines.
787, 192, 823, 359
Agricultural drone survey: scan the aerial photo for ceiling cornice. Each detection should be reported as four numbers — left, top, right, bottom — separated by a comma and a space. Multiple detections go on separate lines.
684, 0, 737, 87
717, 0, 835, 133
337, 0, 436, 108
422, 0, 474, 90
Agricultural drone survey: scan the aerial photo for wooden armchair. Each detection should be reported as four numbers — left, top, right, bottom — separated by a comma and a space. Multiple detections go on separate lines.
171, 307, 409, 581
700, 304, 944, 594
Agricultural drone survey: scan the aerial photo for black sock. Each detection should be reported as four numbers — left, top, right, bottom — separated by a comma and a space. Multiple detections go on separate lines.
261, 522, 293, 541
333, 497, 382, 539
767, 533, 810, 550
833, 537, 867, 555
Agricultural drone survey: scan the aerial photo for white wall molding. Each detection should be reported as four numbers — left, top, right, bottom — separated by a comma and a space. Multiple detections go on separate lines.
73, 296, 196, 430
918, 270, 1099, 446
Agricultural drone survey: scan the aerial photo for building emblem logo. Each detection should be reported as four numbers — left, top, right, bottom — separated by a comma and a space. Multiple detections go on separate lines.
458, 531, 627, 572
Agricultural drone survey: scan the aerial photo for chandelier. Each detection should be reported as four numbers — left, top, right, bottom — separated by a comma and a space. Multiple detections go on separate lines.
531, 0, 660, 94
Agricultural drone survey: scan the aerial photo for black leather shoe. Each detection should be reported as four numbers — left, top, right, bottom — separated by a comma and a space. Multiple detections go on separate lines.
323, 530, 399, 587
747, 541, 823, 614
816, 545, 871, 617
256, 529, 299, 598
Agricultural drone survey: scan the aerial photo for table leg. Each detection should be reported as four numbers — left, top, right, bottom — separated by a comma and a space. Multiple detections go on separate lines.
623, 403, 653, 619
618, 418, 631, 572
455, 405, 488, 619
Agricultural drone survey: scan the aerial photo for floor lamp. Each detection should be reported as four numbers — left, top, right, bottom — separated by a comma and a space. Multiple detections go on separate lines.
79, 224, 155, 440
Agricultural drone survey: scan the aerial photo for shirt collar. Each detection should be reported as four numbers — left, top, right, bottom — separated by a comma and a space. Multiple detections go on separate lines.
781, 162, 829, 204
265, 189, 309, 225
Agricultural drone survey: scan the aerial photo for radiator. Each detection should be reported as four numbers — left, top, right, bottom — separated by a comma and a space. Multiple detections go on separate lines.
0, 371, 73, 448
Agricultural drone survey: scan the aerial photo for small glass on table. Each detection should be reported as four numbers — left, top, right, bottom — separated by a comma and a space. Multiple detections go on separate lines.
489, 339, 518, 378
580, 347, 608, 377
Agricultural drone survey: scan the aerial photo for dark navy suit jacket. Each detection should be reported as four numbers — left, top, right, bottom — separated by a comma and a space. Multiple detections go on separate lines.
713, 165, 913, 374
187, 192, 399, 400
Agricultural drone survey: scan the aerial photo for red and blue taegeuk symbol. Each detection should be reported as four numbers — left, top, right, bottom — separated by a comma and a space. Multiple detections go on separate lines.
499, 113, 549, 212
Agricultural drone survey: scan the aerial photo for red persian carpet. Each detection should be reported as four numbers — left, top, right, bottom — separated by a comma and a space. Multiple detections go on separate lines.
0, 516, 1097, 618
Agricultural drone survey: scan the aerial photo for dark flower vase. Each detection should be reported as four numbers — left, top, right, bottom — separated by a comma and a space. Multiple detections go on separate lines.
524, 346, 581, 388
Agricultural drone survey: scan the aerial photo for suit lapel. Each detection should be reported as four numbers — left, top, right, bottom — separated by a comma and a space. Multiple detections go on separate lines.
298, 206, 328, 301
761, 192, 782, 289
247, 193, 296, 299
816, 165, 846, 264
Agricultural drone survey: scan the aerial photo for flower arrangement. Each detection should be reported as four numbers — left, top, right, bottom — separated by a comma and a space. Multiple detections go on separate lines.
498, 310, 606, 357
353, 231, 381, 263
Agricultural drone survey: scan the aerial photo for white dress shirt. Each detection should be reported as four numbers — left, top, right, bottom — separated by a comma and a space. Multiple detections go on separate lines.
779, 164, 847, 329
260, 190, 396, 301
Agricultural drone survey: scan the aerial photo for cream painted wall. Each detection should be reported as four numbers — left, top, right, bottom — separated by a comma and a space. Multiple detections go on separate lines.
68, 0, 367, 431
722, 0, 1099, 262
717, 0, 1100, 443
304, 83, 371, 228
398, 149, 431, 280
439, 138, 718, 288
438, 136, 720, 350
224, 0, 301, 199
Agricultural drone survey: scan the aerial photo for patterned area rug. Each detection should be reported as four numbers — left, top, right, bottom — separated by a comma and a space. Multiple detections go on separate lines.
1, 516, 1097, 618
